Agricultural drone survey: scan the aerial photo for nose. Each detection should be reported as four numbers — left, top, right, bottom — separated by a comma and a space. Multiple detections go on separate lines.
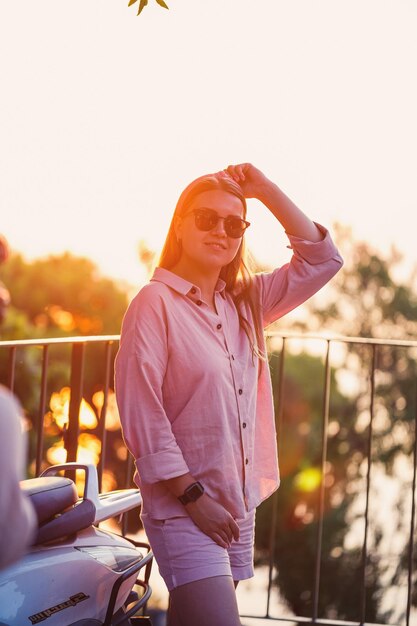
211, 216, 227, 236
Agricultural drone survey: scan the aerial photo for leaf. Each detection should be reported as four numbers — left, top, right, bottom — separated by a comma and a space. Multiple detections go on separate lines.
127, 0, 138, 6
155, 0, 169, 8
137, 0, 148, 15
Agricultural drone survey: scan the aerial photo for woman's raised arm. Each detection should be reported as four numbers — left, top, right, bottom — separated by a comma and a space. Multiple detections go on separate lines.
225, 162, 323, 242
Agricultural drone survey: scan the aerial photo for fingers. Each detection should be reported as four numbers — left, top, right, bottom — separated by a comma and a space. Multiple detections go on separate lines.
224, 163, 250, 183
220, 511, 240, 542
210, 522, 233, 548
224, 165, 243, 182
216, 517, 240, 547
187, 494, 241, 547
211, 525, 238, 548
201, 517, 239, 548
211, 530, 232, 549
230, 517, 240, 542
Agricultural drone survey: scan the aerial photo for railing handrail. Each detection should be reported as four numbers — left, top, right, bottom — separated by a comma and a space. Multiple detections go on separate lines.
269, 331, 417, 348
2, 331, 417, 349
0, 334, 120, 348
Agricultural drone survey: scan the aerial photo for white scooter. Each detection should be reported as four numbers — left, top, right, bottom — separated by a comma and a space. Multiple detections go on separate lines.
0, 462, 153, 625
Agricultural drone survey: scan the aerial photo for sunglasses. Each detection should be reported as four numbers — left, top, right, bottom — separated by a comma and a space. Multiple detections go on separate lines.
186, 208, 250, 239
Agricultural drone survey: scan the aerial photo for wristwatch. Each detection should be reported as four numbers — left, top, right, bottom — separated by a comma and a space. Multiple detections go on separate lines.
178, 481, 205, 505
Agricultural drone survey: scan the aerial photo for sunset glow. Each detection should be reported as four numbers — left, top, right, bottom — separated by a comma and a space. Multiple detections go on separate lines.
49, 387, 98, 430
0, 2, 415, 290
92, 390, 121, 432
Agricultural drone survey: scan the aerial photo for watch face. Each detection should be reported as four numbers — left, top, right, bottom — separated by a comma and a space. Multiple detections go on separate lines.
179, 481, 204, 505
187, 483, 204, 501
178, 482, 204, 506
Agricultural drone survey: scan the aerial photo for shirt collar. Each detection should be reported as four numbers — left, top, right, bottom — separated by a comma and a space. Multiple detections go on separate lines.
151, 267, 227, 298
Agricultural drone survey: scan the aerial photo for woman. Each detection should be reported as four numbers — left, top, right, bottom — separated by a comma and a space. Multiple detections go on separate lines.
115, 163, 343, 626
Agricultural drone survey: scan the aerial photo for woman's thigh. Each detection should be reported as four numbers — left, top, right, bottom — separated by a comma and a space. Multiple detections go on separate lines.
169, 575, 242, 626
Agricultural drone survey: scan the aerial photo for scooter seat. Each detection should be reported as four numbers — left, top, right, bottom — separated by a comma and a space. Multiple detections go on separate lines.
21, 476, 97, 545
21, 476, 78, 523
35, 499, 96, 545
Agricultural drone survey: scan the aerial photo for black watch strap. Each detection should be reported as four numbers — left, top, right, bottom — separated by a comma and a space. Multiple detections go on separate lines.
178, 481, 205, 505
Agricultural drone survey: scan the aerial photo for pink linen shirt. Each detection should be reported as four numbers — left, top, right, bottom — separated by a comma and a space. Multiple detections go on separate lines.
115, 224, 343, 520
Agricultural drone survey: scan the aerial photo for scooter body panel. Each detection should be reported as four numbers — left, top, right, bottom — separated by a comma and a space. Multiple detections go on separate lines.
0, 527, 140, 625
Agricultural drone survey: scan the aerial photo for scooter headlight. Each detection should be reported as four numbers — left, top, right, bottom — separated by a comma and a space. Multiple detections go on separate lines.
77, 546, 144, 572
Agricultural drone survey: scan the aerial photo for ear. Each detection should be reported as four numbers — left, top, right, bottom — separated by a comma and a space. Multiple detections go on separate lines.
173, 215, 183, 241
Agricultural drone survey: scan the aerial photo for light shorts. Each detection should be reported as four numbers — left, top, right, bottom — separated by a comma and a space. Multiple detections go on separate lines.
141, 508, 256, 592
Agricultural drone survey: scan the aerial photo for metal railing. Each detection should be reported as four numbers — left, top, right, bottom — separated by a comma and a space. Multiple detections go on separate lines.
0, 335, 130, 487
1, 332, 416, 626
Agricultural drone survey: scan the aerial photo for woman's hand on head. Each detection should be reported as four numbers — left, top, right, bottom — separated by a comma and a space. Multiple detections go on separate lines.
223, 163, 273, 200
186, 493, 240, 549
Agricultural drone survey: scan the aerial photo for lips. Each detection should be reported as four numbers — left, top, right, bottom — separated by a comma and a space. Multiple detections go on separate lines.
205, 242, 227, 250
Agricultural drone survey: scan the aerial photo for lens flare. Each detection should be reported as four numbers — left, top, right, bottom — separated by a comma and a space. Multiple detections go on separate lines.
294, 467, 322, 492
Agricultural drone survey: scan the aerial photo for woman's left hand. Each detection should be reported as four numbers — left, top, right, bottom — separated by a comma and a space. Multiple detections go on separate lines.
224, 163, 273, 200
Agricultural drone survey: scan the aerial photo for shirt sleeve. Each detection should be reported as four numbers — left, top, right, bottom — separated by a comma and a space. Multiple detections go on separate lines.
254, 223, 343, 327
115, 286, 190, 484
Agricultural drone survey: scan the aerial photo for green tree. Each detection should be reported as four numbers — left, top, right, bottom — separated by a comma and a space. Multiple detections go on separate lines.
0, 252, 130, 483
0, 252, 129, 338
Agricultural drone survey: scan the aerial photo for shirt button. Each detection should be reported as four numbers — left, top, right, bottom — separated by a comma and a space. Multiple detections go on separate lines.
216, 323, 222, 330
245, 458, 249, 465
242, 422, 247, 429
231, 355, 235, 360
191, 287, 197, 294
196, 300, 202, 306
238, 389, 243, 395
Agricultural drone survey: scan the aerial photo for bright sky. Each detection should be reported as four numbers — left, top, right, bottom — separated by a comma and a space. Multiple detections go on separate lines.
1, 0, 416, 289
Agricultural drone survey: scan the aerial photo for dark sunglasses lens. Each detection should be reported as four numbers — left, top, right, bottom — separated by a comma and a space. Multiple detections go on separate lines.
195, 211, 217, 231
225, 217, 247, 238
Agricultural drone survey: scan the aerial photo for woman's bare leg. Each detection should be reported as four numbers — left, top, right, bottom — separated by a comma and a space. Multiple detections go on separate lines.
168, 575, 241, 626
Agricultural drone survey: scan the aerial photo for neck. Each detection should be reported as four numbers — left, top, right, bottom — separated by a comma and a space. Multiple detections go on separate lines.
169, 258, 221, 305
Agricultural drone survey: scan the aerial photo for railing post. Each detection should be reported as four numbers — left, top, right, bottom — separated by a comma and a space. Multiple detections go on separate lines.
312, 339, 331, 622
97, 341, 113, 490
65, 342, 86, 462
406, 375, 417, 626
7, 345, 16, 391
359, 343, 377, 625
35, 344, 49, 476
266, 336, 286, 618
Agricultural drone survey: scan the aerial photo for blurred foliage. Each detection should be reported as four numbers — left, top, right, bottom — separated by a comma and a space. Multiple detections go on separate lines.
255, 228, 417, 622
128, 0, 169, 17
0, 252, 130, 496
0, 252, 128, 337
293, 224, 417, 341
256, 350, 384, 621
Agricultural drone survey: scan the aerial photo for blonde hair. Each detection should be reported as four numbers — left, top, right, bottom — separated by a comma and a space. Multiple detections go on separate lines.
159, 172, 266, 363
